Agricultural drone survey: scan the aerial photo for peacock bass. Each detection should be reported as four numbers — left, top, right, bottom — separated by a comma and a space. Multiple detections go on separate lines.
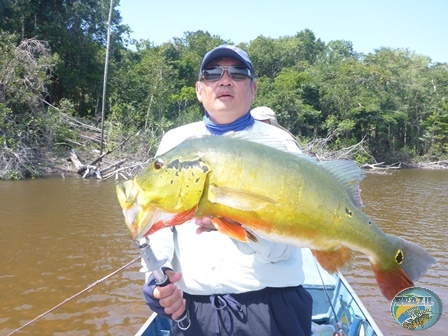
116, 133, 435, 300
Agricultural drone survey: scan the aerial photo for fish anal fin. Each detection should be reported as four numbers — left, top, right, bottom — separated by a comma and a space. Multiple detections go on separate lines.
372, 263, 414, 301
311, 247, 354, 273
211, 217, 258, 243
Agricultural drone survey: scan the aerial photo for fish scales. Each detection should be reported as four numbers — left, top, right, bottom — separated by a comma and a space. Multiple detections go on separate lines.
116, 134, 435, 300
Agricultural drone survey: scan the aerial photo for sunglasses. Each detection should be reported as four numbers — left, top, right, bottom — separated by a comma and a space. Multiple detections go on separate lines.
201, 66, 252, 82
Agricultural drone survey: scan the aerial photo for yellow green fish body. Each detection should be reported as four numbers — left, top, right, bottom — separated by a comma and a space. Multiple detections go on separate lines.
116, 134, 435, 300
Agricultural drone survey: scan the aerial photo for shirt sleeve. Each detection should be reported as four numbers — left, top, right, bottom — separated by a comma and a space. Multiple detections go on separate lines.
232, 235, 297, 263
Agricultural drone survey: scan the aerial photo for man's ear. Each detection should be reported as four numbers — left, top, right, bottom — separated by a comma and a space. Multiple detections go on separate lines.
251, 80, 257, 96
196, 81, 203, 102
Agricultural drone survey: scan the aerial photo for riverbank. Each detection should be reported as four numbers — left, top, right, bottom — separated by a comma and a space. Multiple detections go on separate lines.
4, 140, 448, 181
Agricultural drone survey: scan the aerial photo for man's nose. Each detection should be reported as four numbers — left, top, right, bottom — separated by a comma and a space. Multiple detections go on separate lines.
219, 69, 232, 84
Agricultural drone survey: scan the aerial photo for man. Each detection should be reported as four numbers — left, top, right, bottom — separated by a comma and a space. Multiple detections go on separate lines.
143, 45, 312, 336
251, 106, 302, 148
251, 106, 279, 125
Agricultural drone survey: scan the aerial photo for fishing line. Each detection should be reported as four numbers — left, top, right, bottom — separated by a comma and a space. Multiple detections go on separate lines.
312, 256, 345, 336
7, 256, 141, 336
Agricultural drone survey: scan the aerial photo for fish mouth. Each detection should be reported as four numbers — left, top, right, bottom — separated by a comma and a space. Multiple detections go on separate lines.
116, 181, 179, 241
122, 203, 159, 241
116, 181, 152, 241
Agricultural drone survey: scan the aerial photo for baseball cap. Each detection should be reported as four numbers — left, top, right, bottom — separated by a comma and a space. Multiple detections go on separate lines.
251, 106, 278, 124
199, 45, 255, 79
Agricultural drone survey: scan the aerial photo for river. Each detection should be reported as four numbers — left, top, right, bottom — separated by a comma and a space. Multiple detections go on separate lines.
0, 169, 446, 335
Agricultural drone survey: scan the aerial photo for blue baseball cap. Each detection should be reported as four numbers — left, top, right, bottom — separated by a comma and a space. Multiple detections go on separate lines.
199, 45, 255, 80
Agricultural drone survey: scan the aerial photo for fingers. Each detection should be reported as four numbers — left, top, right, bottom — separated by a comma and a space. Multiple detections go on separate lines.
195, 216, 212, 226
195, 216, 217, 234
171, 298, 187, 320
156, 284, 183, 308
153, 271, 186, 320
165, 270, 182, 283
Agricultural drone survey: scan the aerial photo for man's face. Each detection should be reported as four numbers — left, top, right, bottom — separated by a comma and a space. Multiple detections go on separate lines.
196, 57, 257, 124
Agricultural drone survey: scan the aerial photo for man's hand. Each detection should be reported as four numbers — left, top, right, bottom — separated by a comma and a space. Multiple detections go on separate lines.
195, 216, 217, 234
143, 270, 186, 320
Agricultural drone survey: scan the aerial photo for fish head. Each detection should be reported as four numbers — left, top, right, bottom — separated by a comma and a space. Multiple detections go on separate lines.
116, 153, 211, 240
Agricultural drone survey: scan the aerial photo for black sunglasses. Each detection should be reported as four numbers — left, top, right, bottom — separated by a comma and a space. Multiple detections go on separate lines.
201, 66, 252, 82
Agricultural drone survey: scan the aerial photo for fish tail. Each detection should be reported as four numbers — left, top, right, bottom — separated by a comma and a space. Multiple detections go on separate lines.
372, 234, 435, 301
371, 262, 413, 301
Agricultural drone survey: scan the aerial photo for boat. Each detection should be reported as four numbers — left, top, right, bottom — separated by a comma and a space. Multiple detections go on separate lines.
135, 249, 383, 336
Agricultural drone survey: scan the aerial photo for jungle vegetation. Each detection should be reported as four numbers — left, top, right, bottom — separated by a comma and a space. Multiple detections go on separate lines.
1, 1, 447, 179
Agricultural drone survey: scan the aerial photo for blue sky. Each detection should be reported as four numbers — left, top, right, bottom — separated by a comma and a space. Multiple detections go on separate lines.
118, 0, 447, 64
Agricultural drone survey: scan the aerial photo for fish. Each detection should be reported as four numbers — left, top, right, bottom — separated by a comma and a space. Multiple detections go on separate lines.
403, 312, 432, 330
116, 133, 435, 300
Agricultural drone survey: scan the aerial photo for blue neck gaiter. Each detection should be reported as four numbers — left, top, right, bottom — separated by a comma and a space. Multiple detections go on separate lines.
203, 111, 254, 135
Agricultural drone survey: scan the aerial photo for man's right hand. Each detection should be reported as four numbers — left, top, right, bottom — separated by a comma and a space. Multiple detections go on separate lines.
143, 270, 186, 321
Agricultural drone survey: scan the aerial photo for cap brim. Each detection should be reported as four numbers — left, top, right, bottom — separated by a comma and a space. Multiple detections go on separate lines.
200, 47, 253, 74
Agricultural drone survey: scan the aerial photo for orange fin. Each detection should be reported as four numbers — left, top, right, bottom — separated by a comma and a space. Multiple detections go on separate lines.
372, 263, 414, 301
311, 247, 354, 273
211, 217, 258, 243
169, 206, 198, 224
146, 206, 198, 235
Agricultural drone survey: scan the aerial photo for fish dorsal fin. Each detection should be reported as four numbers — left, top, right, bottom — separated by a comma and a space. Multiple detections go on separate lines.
208, 185, 277, 210
319, 160, 365, 207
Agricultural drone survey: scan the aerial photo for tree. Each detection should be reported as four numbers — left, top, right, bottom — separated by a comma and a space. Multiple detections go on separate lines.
0, 0, 130, 117
0, 32, 62, 179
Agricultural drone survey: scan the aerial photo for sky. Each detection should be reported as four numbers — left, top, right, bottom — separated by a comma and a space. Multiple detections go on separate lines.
118, 0, 448, 64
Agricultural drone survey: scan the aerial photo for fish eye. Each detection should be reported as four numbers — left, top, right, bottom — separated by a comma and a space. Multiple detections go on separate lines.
153, 158, 164, 170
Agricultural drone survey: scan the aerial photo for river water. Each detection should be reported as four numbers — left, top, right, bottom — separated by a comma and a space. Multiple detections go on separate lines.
0, 169, 446, 335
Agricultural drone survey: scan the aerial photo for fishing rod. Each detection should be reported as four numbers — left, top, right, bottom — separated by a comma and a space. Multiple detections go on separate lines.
7, 256, 141, 336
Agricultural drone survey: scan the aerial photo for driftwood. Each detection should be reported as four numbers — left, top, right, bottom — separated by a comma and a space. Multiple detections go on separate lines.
67, 149, 130, 179
402, 160, 448, 169
66, 130, 145, 180
362, 162, 401, 170
102, 160, 150, 181
302, 132, 374, 163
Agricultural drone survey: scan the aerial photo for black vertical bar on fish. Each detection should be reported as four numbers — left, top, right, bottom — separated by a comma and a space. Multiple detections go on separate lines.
137, 239, 191, 330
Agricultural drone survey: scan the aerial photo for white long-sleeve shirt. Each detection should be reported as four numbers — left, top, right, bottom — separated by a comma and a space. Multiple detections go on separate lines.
141, 120, 305, 295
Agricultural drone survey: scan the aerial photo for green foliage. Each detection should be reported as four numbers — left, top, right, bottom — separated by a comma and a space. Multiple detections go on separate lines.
1, 0, 448, 178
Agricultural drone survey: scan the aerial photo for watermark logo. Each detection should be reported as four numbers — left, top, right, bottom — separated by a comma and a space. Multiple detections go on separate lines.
391, 287, 442, 331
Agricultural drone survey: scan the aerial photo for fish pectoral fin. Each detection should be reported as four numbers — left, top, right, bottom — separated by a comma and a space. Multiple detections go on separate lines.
211, 217, 258, 243
311, 246, 354, 273
209, 185, 277, 211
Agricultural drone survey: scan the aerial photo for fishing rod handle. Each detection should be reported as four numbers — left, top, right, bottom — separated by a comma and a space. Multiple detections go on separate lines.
155, 269, 191, 330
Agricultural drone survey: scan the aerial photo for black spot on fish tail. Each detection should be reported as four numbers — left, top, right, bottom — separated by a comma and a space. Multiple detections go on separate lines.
345, 207, 352, 216
395, 249, 404, 264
